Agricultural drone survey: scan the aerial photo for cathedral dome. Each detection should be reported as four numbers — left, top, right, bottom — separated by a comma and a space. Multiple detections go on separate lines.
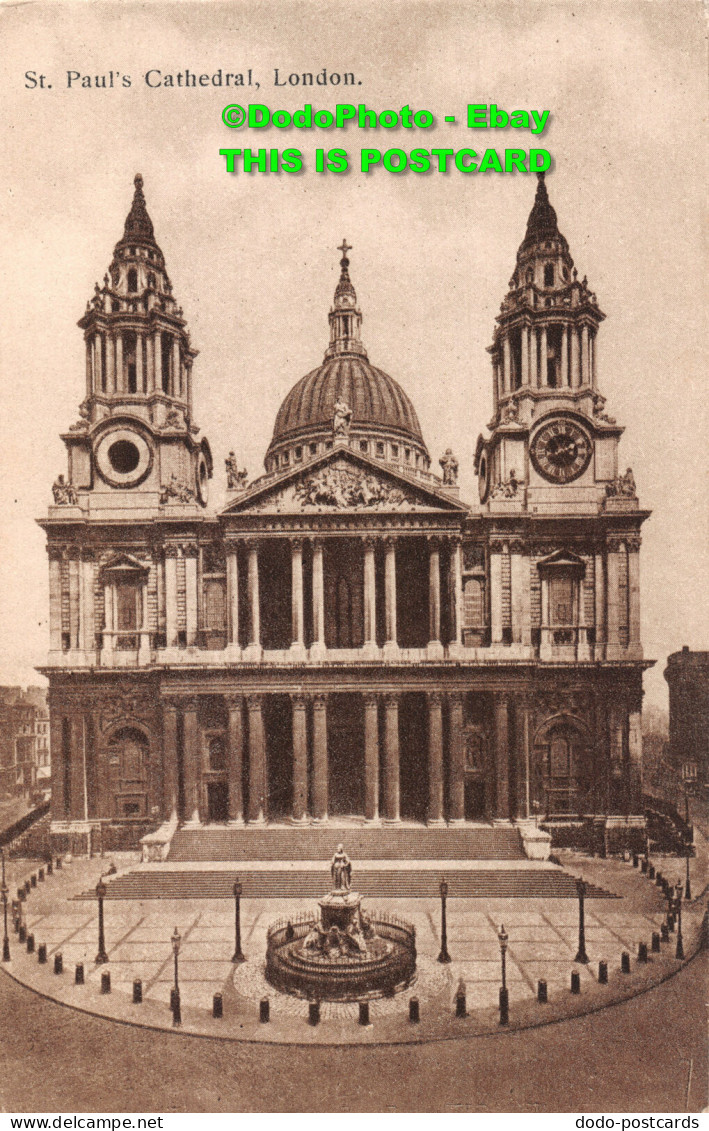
265, 245, 430, 474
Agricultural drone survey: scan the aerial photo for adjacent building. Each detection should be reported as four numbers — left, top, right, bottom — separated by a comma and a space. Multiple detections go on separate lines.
39, 173, 652, 852
665, 648, 709, 792
0, 686, 50, 799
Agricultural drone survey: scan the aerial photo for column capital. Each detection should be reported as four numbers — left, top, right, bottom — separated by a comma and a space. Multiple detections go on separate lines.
383, 692, 400, 709
224, 538, 242, 553
289, 536, 305, 551
427, 690, 444, 708
290, 692, 308, 709
312, 693, 328, 710
162, 697, 181, 714
426, 534, 442, 548
362, 691, 379, 709
164, 544, 180, 559
182, 696, 201, 714
448, 690, 464, 709
384, 535, 398, 550
311, 535, 325, 550
246, 693, 264, 711
224, 693, 243, 711
47, 544, 65, 563
182, 542, 199, 560
362, 535, 378, 552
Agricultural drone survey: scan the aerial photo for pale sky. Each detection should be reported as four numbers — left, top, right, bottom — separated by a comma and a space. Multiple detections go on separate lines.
0, 0, 706, 711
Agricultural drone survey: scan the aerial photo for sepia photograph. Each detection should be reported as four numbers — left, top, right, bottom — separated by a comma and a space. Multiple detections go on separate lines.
0, 0, 706, 1117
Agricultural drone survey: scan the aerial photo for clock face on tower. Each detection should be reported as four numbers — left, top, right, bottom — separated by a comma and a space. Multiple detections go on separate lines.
530, 418, 592, 484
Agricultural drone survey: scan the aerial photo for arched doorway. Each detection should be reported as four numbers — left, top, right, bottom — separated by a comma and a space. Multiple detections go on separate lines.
533, 716, 589, 816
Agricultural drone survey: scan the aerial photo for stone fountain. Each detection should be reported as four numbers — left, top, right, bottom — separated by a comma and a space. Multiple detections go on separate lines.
265, 845, 416, 1001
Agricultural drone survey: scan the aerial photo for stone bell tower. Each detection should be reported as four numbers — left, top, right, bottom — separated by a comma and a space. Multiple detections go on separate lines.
475, 172, 627, 516
54, 174, 212, 518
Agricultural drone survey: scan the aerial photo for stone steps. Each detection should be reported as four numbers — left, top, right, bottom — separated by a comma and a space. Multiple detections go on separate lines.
167, 825, 526, 863
76, 868, 616, 901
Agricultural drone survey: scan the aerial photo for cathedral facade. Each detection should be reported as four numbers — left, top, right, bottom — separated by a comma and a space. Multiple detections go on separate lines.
40, 173, 651, 853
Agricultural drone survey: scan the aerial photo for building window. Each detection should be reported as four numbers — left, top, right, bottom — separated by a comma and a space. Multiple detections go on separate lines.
391, 444, 398, 458
161, 332, 171, 393
544, 263, 554, 287
208, 736, 226, 772
295, 446, 302, 461
203, 580, 226, 632
309, 442, 318, 455
549, 576, 574, 625
282, 451, 289, 465
359, 440, 368, 453
404, 448, 410, 462
376, 441, 384, 456
127, 268, 138, 293
115, 581, 140, 648
124, 331, 137, 393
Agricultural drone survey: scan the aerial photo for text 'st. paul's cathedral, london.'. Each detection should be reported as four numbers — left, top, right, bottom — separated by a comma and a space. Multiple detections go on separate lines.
40, 173, 652, 860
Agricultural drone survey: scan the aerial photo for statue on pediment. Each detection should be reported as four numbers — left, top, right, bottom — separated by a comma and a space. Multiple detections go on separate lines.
439, 448, 459, 486
52, 474, 78, 505
225, 451, 249, 490
333, 399, 353, 439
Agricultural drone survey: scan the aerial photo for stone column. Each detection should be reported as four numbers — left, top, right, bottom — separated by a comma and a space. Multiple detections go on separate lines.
581, 324, 589, 385
311, 539, 326, 656
69, 713, 86, 820
427, 692, 444, 825
291, 694, 308, 823
427, 538, 443, 658
502, 335, 511, 394
135, 332, 144, 392
383, 694, 400, 823
450, 538, 463, 649
510, 542, 531, 646
184, 546, 198, 647
521, 324, 530, 385
182, 698, 201, 826
115, 333, 124, 394
106, 334, 116, 394
154, 331, 163, 391
246, 542, 261, 656
363, 538, 377, 653
172, 337, 181, 397
102, 580, 114, 656
489, 543, 503, 644
49, 707, 65, 819
577, 574, 591, 661
226, 695, 244, 824
146, 333, 155, 393
518, 698, 531, 819
571, 327, 581, 387
68, 550, 81, 651
80, 552, 95, 654
247, 695, 266, 824
594, 550, 606, 660
226, 542, 240, 650
539, 325, 548, 387
540, 576, 551, 660
606, 540, 623, 660
48, 549, 63, 653
449, 692, 465, 823
494, 694, 510, 821
162, 700, 179, 819
628, 709, 643, 812
627, 538, 641, 656
165, 547, 179, 647
591, 330, 598, 388
363, 693, 379, 822
290, 538, 305, 653
312, 694, 328, 821
383, 538, 398, 655
561, 325, 569, 386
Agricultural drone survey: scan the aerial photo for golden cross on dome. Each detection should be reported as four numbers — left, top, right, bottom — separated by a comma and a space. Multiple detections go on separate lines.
338, 240, 352, 259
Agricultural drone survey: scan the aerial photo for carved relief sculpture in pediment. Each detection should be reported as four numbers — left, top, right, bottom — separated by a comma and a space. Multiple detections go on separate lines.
294, 466, 411, 510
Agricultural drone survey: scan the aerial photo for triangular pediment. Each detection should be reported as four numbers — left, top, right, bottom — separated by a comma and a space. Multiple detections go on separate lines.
100, 552, 149, 577
221, 447, 467, 516
537, 548, 586, 573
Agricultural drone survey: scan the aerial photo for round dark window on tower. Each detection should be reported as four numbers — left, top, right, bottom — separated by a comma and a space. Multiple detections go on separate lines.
108, 439, 141, 474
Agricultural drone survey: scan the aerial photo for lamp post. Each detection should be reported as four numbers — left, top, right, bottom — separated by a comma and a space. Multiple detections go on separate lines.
498, 924, 509, 1025
171, 926, 182, 1026
1, 849, 10, 963
437, 877, 451, 964
574, 877, 589, 964
684, 849, 692, 902
681, 774, 692, 901
95, 877, 108, 965
232, 878, 245, 963
674, 883, 684, 961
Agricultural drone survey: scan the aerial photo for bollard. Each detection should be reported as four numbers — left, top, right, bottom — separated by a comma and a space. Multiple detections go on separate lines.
17, 887, 24, 903
18, 924, 26, 943
26, 933, 35, 954
598, 960, 608, 984
455, 982, 467, 1018
38, 869, 44, 883
661, 923, 669, 943
24, 881, 31, 896
651, 932, 661, 953
570, 970, 581, 994
632, 854, 639, 868
132, 979, 142, 1004
409, 997, 420, 1023
100, 971, 111, 994
499, 986, 509, 1025
358, 1001, 370, 1026
308, 1001, 320, 1026
537, 979, 548, 1004
47, 860, 53, 876
655, 871, 664, 888
638, 942, 648, 963
621, 951, 631, 974
30, 874, 37, 889
37, 943, 47, 964
54, 952, 63, 975
212, 992, 223, 1019
75, 962, 84, 985
641, 858, 648, 874
259, 998, 270, 1023
667, 912, 675, 933
648, 864, 655, 879
56, 858, 62, 870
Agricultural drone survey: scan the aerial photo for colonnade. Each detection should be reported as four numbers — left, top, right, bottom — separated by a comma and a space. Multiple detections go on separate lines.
85, 327, 184, 398
160, 688, 515, 827
495, 320, 596, 398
